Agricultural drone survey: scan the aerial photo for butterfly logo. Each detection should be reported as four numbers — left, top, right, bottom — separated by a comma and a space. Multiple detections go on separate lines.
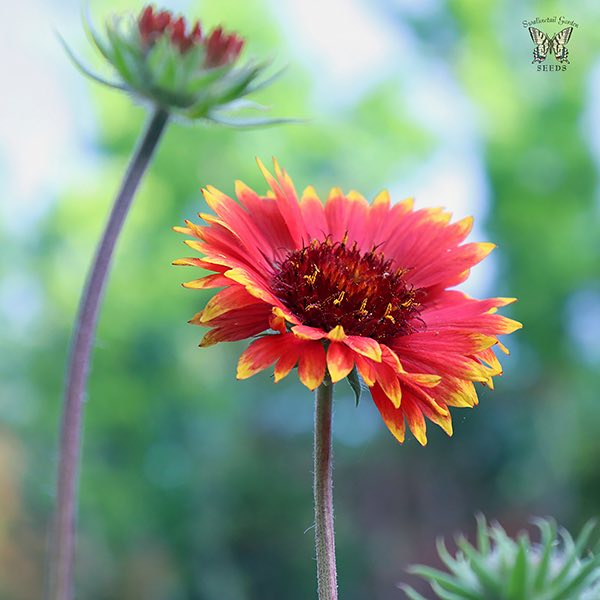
528, 27, 573, 63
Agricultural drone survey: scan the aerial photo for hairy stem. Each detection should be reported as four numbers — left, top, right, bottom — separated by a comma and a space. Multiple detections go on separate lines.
314, 381, 338, 600
47, 107, 169, 600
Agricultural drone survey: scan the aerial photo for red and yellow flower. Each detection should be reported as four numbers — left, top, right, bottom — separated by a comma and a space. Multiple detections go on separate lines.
174, 160, 522, 445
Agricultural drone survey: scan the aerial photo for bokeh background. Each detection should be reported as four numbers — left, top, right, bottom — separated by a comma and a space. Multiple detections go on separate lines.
1, 0, 600, 598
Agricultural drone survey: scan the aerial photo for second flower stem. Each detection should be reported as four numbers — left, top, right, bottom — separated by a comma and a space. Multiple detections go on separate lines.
48, 107, 169, 600
314, 381, 338, 600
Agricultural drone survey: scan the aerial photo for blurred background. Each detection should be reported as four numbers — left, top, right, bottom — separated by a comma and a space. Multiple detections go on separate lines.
1, 0, 600, 598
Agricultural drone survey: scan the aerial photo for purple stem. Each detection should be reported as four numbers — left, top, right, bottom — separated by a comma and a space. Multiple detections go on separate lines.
47, 107, 169, 600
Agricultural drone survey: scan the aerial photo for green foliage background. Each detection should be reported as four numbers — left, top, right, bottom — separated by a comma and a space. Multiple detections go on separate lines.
1, 0, 600, 598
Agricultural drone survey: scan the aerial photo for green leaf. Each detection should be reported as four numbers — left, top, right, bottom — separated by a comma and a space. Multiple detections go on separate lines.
507, 537, 529, 600
575, 520, 597, 555
347, 367, 362, 406
475, 514, 490, 554
399, 585, 429, 600
436, 538, 463, 574
547, 558, 600, 600
551, 527, 578, 589
455, 535, 502, 595
408, 566, 480, 600
532, 518, 557, 591
430, 582, 479, 600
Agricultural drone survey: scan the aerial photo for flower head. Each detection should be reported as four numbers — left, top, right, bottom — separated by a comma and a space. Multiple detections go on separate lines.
174, 160, 522, 445
401, 517, 600, 600
61, 5, 291, 125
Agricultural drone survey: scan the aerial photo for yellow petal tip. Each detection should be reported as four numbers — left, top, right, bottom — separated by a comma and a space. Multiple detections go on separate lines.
327, 325, 346, 342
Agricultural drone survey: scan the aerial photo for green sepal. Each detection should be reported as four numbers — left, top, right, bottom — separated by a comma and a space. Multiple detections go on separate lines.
82, 6, 112, 62
104, 16, 143, 87
207, 114, 304, 129
245, 64, 287, 94
56, 33, 128, 91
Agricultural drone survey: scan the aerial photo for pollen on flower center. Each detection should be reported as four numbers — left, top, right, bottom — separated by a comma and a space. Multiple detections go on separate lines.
271, 238, 423, 341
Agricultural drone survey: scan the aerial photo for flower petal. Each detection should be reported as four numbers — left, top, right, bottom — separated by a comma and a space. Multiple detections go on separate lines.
274, 350, 300, 383
298, 341, 327, 390
257, 157, 308, 246
327, 342, 355, 383
235, 180, 296, 257
344, 335, 382, 362
237, 334, 289, 379
292, 325, 327, 340
324, 188, 371, 250
198, 305, 271, 346
370, 383, 406, 444
403, 397, 428, 446
200, 285, 263, 322
300, 186, 327, 240
372, 360, 402, 408
355, 354, 377, 386
395, 330, 498, 355
181, 273, 231, 289
327, 325, 346, 342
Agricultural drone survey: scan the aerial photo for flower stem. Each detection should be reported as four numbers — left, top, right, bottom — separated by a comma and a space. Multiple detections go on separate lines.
48, 107, 169, 600
314, 381, 338, 600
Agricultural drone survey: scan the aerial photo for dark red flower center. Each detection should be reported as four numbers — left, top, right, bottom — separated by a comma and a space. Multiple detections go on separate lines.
138, 5, 244, 65
271, 238, 423, 341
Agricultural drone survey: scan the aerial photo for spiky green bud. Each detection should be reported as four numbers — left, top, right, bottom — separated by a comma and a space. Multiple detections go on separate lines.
60, 5, 296, 126
402, 516, 600, 600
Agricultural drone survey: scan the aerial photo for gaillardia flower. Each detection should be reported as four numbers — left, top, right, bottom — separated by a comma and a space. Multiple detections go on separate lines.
174, 160, 521, 445
63, 5, 290, 124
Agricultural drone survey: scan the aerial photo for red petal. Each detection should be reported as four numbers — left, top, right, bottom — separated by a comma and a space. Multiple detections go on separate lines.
197, 304, 271, 346
235, 181, 296, 260
202, 186, 279, 269
292, 325, 326, 340
274, 349, 300, 383
181, 273, 230, 289
402, 397, 428, 446
371, 383, 406, 444
355, 354, 377, 386
200, 285, 263, 323
395, 330, 497, 355
299, 186, 327, 241
237, 335, 291, 379
372, 360, 402, 408
139, 6, 155, 39
343, 335, 381, 362
298, 341, 326, 390
257, 158, 308, 248
326, 342, 355, 383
